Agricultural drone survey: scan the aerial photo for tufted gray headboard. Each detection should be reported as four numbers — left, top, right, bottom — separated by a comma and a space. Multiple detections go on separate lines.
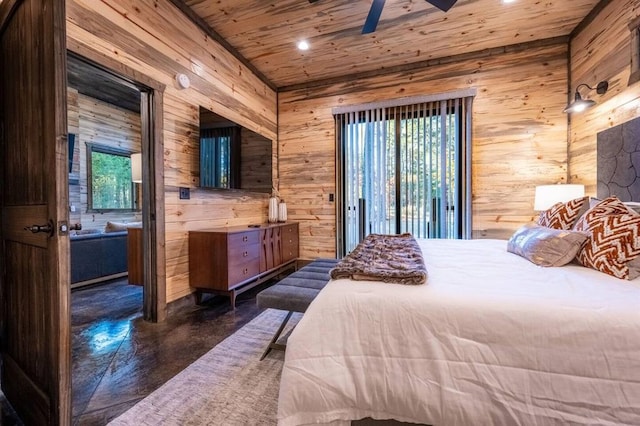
597, 115, 640, 201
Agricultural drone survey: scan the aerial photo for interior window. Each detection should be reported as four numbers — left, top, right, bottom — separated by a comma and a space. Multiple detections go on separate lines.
87, 144, 137, 211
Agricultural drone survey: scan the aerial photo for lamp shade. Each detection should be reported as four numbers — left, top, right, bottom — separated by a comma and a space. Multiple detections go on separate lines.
131, 152, 142, 183
563, 81, 609, 114
563, 96, 596, 114
534, 184, 584, 211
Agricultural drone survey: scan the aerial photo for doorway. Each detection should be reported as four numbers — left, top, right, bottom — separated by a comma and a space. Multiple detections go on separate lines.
66, 50, 165, 420
67, 54, 143, 293
65, 49, 166, 323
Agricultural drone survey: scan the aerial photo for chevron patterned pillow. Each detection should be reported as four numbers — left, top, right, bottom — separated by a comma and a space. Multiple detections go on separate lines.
574, 197, 640, 280
538, 196, 589, 230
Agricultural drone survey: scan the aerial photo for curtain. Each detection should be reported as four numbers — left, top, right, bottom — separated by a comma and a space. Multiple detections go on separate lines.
335, 94, 473, 256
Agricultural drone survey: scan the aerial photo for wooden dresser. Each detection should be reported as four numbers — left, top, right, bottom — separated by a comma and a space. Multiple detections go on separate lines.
189, 222, 299, 308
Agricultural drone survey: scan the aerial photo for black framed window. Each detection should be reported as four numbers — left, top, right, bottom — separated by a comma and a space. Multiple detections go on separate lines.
87, 143, 137, 211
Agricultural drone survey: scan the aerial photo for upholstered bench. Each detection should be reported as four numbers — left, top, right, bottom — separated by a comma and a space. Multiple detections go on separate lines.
257, 258, 339, 360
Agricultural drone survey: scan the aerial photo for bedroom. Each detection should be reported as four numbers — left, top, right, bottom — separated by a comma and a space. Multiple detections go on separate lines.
0, 0, 639, 424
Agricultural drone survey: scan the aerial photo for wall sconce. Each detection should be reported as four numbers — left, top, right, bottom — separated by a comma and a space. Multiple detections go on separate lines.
131, 152, 142, 183
563, 81, 609, 113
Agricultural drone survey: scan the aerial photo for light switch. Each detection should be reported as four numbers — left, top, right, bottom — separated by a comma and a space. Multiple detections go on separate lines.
179, 187, 190, 200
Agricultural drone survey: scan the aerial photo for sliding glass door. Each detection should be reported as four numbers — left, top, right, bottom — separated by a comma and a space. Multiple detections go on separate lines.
336, 95, 473, 256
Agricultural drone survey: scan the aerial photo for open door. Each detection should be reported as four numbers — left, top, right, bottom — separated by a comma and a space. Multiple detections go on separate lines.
0, 0, 71, 424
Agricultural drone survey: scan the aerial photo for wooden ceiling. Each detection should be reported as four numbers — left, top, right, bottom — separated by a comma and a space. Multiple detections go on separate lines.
67, 54, 141, 113
181, 0, 601, 89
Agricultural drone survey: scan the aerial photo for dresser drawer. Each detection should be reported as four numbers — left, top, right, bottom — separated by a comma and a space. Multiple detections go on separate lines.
229, 243, 260, 268
228, 231, 259, 248
228, 259, 260, 287
281, 224, 299, 262
281, 224, 297, 238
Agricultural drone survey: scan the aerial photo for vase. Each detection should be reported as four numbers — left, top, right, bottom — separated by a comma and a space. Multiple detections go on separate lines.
278, 200, 287, 222
268, 196, 279, 223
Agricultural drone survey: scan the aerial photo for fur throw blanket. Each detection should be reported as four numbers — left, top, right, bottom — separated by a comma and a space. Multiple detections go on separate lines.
330, 233, 428, 285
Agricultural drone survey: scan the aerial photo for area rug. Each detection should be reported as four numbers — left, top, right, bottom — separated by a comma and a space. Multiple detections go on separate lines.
109, 309, 300, 426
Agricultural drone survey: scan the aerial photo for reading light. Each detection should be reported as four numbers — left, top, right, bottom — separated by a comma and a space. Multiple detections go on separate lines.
563, 81, 609, 113
534, 184, 585, 211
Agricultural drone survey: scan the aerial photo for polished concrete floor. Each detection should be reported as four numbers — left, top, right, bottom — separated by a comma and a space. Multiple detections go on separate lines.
71, 278, 265, 425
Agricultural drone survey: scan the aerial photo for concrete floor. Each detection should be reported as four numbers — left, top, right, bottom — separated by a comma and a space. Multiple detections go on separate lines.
0, 277, 267, 425
71, 278, 266, 425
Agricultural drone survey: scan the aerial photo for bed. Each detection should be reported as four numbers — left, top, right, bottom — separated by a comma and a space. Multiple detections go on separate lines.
277, 238, 640, 426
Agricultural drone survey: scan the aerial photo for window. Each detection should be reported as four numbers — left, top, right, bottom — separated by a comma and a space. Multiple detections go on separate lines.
87, 144, 137, 211
335, 93, 473, 256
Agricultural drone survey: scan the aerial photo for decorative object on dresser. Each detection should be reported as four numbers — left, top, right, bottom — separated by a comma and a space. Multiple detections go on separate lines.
278, 198, 287, 222
268, 190, 279, 223
189, 223, 299, 309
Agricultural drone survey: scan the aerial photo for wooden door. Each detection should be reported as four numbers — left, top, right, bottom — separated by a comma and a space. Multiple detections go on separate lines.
0, 0, 71, 424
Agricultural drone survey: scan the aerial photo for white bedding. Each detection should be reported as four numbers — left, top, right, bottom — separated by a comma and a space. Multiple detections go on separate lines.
278, 239, 640, 426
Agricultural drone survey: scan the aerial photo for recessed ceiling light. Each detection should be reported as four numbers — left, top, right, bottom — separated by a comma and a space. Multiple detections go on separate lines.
297, 40, 310, 51
503, 0, 516, 3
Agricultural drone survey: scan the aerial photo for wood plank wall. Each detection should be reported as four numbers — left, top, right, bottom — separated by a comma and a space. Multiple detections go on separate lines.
67, 0, 277, 303
278, 43, 569, 259
568, 0, 640, 191
68, 88, 81, 225
67, 90, 142, 231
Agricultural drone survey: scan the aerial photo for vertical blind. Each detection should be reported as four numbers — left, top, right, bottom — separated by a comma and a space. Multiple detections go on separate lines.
335, 95, 473, 256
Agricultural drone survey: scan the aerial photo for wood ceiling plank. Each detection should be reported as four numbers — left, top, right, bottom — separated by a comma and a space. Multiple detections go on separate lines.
182, 0, 601, 87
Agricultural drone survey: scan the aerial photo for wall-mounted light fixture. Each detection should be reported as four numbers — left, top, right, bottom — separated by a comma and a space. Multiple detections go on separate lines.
563, 81, 609, 113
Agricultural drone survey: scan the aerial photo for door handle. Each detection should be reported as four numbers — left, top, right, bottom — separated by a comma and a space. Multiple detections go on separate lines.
24, 220, 54, 237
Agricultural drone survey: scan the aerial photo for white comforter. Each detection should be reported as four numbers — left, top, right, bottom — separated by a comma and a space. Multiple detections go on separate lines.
278, 239, 640, 426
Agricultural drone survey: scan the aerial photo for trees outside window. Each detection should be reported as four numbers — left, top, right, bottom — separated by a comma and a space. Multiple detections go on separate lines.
87, 144, 136, 211
335, 96, 473, 256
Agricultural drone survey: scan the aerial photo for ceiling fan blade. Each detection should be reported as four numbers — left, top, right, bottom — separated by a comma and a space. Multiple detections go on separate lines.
362, 0, 386, 34
425, 0, 457, 12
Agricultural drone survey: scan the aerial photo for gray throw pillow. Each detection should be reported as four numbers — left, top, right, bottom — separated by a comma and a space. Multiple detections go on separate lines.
507, 224, 588, 267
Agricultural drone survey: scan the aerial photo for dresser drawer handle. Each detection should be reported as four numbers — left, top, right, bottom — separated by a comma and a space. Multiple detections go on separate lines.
242, 236, 248, 242
243, 268, 248, 274
243, 251, 248, 257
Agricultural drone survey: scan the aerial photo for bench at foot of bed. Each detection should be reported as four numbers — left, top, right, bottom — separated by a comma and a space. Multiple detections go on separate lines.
256, 258, 339, 360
